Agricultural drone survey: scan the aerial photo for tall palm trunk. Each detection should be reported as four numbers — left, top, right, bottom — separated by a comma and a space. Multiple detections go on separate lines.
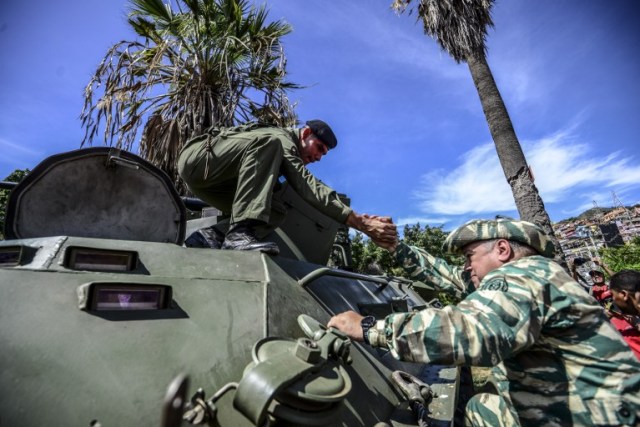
467, 53, 566, 266
391, 0, 567, 267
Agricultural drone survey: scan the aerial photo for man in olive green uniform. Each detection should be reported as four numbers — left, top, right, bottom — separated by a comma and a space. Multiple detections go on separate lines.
329, 218, 640, 426
178, 120, 395, 255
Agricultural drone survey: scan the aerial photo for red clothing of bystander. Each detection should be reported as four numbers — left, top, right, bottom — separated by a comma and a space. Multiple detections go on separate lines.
591, 284, 612, 304
608, 311, 640, 360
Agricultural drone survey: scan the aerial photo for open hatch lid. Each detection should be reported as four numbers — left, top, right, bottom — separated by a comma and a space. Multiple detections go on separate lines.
5, 147, 186, 244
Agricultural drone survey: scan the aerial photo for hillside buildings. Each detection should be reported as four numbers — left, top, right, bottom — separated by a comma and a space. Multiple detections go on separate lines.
553, 205, 640, 260
553, 204, 640, 285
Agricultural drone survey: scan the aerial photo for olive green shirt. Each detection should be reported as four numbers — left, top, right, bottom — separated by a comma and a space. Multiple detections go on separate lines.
276, 128, 352, 223
178, 126, 352, 225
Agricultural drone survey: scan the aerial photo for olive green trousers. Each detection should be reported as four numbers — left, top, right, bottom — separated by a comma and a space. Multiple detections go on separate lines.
178, 132, 287, 237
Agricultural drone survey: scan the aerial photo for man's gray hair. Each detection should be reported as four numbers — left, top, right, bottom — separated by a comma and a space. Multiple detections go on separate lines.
481, 239, 538, 258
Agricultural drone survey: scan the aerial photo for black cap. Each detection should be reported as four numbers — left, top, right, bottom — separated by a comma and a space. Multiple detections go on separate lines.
305, 120, 337, 149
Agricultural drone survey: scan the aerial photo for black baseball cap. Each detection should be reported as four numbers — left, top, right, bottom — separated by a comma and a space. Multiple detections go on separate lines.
305, 120, 338, 149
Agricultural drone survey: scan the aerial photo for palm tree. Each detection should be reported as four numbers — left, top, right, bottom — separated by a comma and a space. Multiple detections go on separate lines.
392, 0, 566, 266
81, 0, 299, 190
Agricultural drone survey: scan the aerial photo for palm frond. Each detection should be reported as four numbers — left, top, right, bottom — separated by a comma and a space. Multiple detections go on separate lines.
82, 0, 299, 190
392, 0, 494, 62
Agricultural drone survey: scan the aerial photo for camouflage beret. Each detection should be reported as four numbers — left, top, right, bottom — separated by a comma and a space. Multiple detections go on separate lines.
443, 218, 556, 258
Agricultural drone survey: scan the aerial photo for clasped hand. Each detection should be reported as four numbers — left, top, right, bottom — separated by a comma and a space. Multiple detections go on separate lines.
345, 212, 398, 250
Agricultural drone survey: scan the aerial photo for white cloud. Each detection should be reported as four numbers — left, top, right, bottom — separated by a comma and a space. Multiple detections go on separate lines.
415, 143, 515, 215
396, 216, 450, 227
411, 123, 640, 221
280, 1, 466, 82
0, 138, 42, 156
527, 129, 640, 201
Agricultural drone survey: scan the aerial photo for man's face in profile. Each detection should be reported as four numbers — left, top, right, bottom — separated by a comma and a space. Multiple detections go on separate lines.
299, 133, 329, 165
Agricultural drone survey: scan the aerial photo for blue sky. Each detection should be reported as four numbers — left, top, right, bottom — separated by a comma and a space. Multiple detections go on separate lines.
1, 0, 640, 231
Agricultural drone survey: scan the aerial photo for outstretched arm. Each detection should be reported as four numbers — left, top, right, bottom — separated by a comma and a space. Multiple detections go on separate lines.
345, 212, 397, 245
331, 276, 541, 366
593, 258, 615, 277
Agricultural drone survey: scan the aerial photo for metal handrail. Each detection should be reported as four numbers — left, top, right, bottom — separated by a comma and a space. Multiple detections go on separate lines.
297, 267, 391, 288
0, 181, 18, 190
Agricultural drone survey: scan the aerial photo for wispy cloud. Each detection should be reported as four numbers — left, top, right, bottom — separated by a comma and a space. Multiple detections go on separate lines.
0, 138, 46, 177
396, 216, 450, 227
409, 123, 640, 223
280, 1, 466, 82
526, 130, 640, 200
415, 143, 515, 215
0, 137, 43, 157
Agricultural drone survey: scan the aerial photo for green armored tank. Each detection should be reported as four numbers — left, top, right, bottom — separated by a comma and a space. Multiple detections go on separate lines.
0, 147, 460, 427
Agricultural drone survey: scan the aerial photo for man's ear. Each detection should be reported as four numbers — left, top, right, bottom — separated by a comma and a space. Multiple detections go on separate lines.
632, 291, 640, 310
496, 239, 514, 262
301, 126, 312, 139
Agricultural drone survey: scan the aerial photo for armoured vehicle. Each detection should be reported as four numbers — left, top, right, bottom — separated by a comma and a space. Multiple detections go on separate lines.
0, 148, 460, 426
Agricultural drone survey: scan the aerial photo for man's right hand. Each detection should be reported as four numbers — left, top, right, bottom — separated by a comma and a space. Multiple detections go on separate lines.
346, 212, 397, 245
361, 214, 399, 251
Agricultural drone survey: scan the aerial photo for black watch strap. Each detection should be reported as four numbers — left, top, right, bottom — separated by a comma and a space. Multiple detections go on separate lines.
361, 315, 376, 345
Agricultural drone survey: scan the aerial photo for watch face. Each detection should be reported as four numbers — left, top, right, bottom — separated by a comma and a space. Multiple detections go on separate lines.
361, 315, 376, 328
361, 315, 376, 345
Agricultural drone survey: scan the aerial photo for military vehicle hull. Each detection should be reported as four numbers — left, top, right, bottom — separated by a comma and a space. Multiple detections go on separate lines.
0, 148, 458, 426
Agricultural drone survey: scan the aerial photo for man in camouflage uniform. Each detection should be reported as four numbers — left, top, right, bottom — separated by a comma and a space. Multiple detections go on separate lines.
329, 218, 640, 426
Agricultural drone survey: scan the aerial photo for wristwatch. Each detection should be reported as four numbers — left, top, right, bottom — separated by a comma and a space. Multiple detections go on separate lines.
361, 315, 376, 345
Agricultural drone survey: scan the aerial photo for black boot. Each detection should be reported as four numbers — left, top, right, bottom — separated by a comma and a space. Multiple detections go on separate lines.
221, 220, 279, 255
184, 225, 225, 249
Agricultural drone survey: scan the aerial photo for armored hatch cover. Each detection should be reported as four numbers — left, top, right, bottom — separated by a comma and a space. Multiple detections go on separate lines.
4, 147, 186, 244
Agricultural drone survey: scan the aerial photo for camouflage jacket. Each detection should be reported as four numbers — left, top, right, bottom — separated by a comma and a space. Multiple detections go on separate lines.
373, 243, 640, 425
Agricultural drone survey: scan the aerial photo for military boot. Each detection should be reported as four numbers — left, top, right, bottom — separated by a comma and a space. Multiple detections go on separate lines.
184, 225, 225, 249
221, 220, 279, 255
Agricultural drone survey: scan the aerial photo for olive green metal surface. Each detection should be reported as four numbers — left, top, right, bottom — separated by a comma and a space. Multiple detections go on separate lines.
0, 148, 458, 426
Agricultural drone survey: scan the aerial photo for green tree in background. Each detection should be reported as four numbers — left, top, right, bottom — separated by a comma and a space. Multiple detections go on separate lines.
81, 0, 299, 190
350, 232, 396, 275
402, 223, 462, 265
600, 240, 640, 273
350, 223, 463, 305
351, 223, 461, 275
391, 0, 565, 267
0, 169, 30, 240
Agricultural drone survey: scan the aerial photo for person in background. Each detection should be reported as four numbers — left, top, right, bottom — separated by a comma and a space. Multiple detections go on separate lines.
570, 257, 614, 306
569, 257, 591, 291
607, 269, 640, 360
593, 257, 615, 277
589, 268, 613, 307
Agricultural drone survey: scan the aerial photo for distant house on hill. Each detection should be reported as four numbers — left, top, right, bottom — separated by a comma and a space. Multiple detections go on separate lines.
553, 204, 640, 263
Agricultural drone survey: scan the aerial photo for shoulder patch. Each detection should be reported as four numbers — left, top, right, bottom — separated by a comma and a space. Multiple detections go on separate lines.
478, 277, 509, 292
